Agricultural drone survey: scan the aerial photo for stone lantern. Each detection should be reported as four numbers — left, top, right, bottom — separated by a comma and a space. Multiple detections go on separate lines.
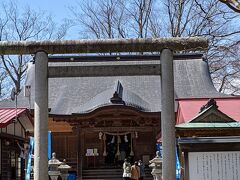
58, 159, 71, 180
149, 151, 163, 180
48, 152, 62, 180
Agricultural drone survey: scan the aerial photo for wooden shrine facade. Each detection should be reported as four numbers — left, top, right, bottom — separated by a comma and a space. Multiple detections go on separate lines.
49, 105, 160, 171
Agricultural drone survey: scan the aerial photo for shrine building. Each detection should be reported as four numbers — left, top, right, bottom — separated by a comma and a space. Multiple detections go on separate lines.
1, 53, 240, 179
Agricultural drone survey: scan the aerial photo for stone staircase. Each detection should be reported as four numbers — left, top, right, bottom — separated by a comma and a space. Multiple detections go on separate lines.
82, 167, 153, 180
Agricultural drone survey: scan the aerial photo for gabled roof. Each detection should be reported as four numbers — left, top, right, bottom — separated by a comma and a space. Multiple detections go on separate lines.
0, 54, 227, 115
176, 97, 240, 124
0, 108, 31, 128
176, 98, 240, 129
189, 99, 235, 123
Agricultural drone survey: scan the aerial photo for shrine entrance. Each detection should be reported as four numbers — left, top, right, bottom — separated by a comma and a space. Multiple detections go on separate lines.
105, 134, 132, 166
51, 104, 161, 169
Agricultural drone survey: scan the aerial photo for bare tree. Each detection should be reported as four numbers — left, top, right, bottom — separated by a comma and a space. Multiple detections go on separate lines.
209, 43, 240, 94
0, 64, 8, 98
71, 0, 240, 94
148, 9, 162, 38
163, 0, 240, 94
71, 0, 157, 39
0, 1, 70, 97
127, 0, 154, 38
70, 0, 128, 39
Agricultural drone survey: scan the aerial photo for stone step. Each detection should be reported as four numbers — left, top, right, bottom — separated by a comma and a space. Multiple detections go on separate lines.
82, 168, 153, 180
82, 178, 153, 180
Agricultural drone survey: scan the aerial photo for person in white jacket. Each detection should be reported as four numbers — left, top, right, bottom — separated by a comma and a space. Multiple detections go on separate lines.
122, 158, 131, 180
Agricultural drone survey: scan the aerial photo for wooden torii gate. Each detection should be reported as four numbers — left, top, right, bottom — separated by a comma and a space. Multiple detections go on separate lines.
0, 37, 208, 180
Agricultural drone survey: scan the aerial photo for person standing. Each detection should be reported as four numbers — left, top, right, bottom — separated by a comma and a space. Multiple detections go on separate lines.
138, 160, 145, 180
131, 161, 140, 180
123, 158, 131, 180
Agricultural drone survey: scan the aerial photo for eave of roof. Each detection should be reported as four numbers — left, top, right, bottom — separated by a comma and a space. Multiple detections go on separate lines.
48, 53, 204, 62
0, 108, 30, 128
50, 105, 160, 120
176, 98, 240, 124
178, 136, 240, 144
175, 122, 240, 129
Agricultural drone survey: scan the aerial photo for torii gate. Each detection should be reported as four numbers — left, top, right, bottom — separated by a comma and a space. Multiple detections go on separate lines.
0, 37, 208, 180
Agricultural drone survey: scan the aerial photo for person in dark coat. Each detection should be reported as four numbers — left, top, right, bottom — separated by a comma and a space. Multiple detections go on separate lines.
138, 160, 145, 180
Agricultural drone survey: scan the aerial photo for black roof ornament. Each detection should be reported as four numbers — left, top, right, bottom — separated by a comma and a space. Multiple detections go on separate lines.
200, 98, 218, 113
110, 80, 124, 104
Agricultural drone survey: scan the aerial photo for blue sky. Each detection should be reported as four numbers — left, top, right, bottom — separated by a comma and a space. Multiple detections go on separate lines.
1, 0, 73, 24
20, 0, 72, 23
15, 0, 79, 39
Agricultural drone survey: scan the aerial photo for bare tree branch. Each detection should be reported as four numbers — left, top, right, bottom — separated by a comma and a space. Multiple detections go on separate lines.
0, 1, 69, 96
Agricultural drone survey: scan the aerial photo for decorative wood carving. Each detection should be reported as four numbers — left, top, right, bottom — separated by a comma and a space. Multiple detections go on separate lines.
53, 106, 159, 129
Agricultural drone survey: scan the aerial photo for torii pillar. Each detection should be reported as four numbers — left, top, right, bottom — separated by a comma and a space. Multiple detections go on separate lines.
161, 49, 175, 180
34, 51, 49, 180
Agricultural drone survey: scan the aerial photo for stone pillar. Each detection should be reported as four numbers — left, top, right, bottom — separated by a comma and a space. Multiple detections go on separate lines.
34, 51, 49, 180
160, 49, 176, 180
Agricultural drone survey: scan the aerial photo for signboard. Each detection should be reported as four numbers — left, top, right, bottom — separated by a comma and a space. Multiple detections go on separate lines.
85, 148, 99, 156
189, 151, 240, 180
86, 149, 94, 156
